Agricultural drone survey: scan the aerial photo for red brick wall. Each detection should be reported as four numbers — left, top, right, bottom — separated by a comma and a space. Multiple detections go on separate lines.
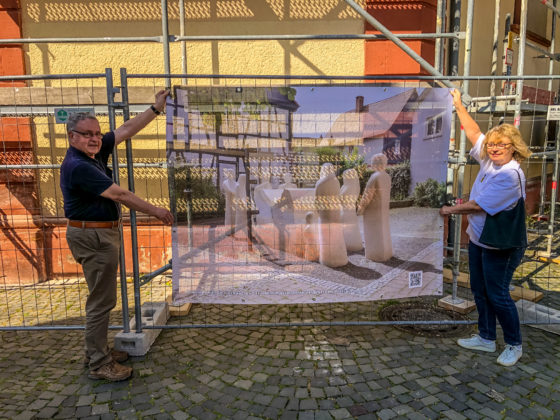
0, 0, 25, 84
364, 0, 437, 76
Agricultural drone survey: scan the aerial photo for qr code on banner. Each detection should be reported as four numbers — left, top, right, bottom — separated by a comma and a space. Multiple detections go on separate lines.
409, 271, 422, 288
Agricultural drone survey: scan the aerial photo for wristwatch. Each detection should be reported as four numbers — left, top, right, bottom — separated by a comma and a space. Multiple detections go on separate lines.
150, 105, 161, 115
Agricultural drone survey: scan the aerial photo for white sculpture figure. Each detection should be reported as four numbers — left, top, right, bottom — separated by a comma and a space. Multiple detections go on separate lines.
357, 153, 393, 262
234, 174, 248, 235
270, 175, 280, 189
314, 163, 348, 267
253, 176, 273, 225
303, 211, 319, 262
281, 172, 297, 189
221, 168, 237, 227
340, 168, 363, 252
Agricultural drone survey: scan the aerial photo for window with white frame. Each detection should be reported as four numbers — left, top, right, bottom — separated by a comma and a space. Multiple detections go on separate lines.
425, 113, 443, 139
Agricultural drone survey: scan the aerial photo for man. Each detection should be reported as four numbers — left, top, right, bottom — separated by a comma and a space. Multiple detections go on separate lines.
60, 90, 174, 381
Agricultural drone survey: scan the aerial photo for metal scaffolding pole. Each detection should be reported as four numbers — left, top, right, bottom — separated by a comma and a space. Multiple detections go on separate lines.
535, 0, 560, 17
119, 68, 144, 334
448, 0, 475, 306
0, 33, 465, 45
105, 68, 131, 334
173, 33, 464, 41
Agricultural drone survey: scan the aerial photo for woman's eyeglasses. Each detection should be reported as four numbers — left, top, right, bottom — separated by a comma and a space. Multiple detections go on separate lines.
486, 142, 512, 150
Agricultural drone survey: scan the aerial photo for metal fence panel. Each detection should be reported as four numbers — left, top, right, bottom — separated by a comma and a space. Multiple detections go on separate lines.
1, 72, 559, 331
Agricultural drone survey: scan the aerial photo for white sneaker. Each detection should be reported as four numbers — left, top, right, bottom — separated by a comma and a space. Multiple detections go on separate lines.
457, 334, 496, 352
497, 345, 522, 366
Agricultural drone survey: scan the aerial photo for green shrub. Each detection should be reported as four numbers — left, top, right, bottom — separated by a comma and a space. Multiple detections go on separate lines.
359, 161, 411, 201
315, 146, 342, 165
413, 178, 446, 208
386, 162, 411, 201
173, 167, 225, 221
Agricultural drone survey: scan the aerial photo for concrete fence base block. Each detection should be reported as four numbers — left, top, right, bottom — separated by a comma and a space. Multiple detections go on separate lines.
114, 301, 170, 356
516, 299, 560, 336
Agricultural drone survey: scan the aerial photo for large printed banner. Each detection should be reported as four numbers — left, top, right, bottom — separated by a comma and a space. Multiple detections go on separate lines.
167, 85, 452, 304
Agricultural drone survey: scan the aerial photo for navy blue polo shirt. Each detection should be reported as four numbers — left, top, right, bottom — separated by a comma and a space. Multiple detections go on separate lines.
60, 132, 120, 221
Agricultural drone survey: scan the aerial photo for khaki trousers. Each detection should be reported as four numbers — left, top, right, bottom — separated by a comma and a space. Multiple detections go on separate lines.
66, 225, 120, 369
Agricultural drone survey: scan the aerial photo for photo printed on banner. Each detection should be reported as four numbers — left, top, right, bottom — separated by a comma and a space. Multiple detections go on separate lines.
166, 84, 452, 304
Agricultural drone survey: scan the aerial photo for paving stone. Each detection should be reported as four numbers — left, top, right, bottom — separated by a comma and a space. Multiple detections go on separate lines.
315, 411, 334, 420
310, 387, 326, 398
13, 412, 38, 420
319, 399, 336, 410
171, 411, 189, 420
295, 387, 309, 399
75, 405, 91, 418
35, 407, 59, 419
335, 396, 354, 408
379, 397, 399, 409
299, 399, 318, 410
421, 395, 439, 406
28, 400, 48, 410
377, 408, 397, 419
329, 408, 352, 419
478, 407, 502, 420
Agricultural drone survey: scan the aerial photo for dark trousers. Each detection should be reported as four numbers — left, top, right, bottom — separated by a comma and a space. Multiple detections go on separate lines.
468, 241, 524, 346
67, 226, 120, 369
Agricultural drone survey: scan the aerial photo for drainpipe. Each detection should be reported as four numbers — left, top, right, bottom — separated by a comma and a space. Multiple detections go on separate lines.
180, 0, 187, 85
161, 0, 171, 89
435, 0, 446, 73
446, 0, 460, 261
514, 0, 528, 128
489, 0, 501, 129
448, 0, 461, 77
545, 0, 559, 256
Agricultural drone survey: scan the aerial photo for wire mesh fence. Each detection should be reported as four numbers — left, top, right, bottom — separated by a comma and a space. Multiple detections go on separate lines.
0, 72, 559, 331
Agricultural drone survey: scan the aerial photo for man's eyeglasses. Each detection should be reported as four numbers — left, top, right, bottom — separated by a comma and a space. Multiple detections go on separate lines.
72, 130, 103, 139
486, 142, 512, 150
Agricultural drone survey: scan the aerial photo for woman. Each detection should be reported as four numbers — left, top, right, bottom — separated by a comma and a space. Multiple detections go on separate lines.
439, 90, 531, 367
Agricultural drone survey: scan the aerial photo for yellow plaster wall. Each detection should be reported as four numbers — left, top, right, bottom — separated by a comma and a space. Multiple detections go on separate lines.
21, 1, 365, 81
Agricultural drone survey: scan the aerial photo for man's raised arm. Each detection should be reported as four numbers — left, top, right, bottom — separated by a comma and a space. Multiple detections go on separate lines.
113, 89, 169, 145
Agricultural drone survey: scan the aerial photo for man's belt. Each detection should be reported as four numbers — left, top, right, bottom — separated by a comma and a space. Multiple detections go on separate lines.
67, 220, 120, 229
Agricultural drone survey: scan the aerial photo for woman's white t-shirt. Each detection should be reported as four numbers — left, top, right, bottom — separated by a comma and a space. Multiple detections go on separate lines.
467, 133, 526, 247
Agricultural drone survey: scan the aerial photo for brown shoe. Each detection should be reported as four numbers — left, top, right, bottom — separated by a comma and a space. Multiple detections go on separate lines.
88, 360, 132, 381
83, 349, 129, 367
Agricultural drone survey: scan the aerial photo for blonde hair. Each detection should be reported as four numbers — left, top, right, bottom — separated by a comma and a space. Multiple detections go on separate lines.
481, 123, 532, 163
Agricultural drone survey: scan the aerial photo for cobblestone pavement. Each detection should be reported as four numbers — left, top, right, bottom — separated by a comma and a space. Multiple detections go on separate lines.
1, 249, 560, 420
1, 302, 560, 420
